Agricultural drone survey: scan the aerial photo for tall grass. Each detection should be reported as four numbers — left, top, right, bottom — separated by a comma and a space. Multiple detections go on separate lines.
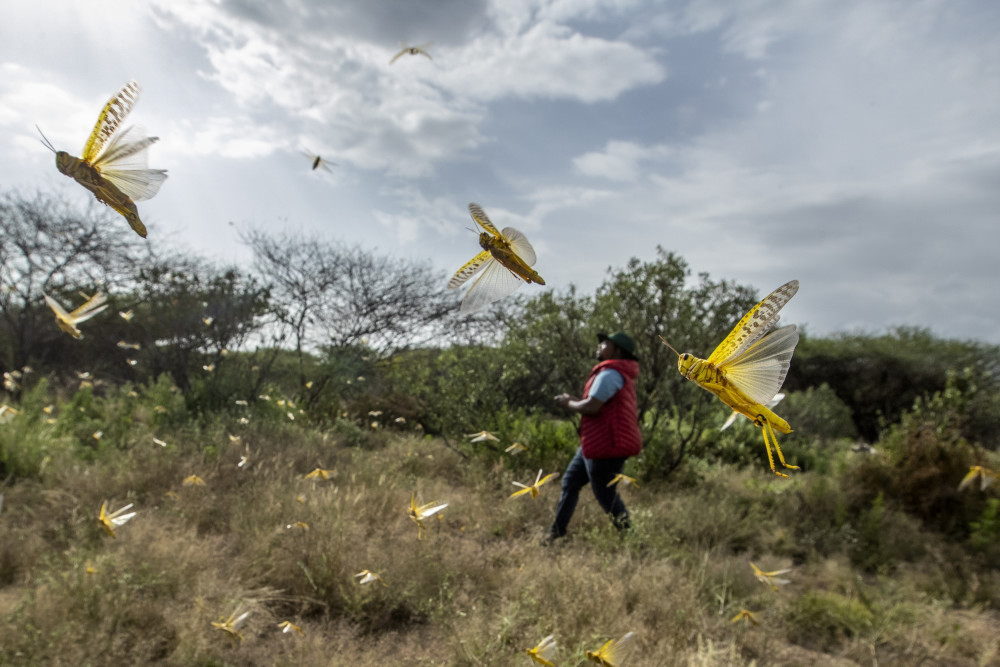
1, 382, 999, 665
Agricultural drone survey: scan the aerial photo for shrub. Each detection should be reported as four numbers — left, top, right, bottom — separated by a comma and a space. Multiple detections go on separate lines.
782, 384, 858, 444
969, 498, 1000, 561
0, 380, 75, 479
490, 408, 579, 473
330, 417, 373, 449
847, 492, 927, 573
785, 589, 873, 651
846, 370, 985, 538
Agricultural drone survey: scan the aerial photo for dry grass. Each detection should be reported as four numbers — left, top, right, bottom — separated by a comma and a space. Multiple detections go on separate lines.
2, 404, 1000, 666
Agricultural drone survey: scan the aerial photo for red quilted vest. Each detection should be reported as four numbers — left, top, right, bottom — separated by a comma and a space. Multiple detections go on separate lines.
579, 359, 642, 459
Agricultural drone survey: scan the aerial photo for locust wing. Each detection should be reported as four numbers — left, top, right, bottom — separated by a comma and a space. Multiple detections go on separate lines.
721, 325, 799, 405
458, 255, 525, 313
68, 292, 109, 322
469, 202, 501, 237
708, 280, 798, 367
82, 80, 141, 162
94, 125, 168, 201
389, 46, 407, 64
448, 250, 491, 289
417, 501, 447, 519
43, 294, 72, 324
500, 226, 537, 266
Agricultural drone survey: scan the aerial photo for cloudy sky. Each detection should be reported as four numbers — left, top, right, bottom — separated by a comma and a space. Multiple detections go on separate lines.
2, 0, 998, 342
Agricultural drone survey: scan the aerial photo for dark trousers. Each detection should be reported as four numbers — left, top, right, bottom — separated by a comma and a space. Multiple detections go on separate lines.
550, 447, 630, 538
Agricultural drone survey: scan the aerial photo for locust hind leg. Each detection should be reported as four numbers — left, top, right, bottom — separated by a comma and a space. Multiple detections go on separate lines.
753, 413, 785, 477
761, 416, 799, 475
93, 185, 148, 238
112, 201, 147, 238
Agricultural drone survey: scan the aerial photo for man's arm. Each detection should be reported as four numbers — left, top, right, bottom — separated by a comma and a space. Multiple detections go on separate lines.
554, 393, 604, 415
554, 369, 622, 416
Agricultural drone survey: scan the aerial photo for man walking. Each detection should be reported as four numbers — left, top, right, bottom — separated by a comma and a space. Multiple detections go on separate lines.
549, 331, 642, 541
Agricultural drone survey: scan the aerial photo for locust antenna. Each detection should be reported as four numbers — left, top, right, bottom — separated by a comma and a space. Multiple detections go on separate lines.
658, 335, 680, 357
36, 125, 56, 153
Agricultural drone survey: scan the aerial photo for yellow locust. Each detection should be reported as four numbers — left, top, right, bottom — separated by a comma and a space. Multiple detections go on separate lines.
212, 608, 250, 643
509, 469, 558, 499
390, 42, 433, 64
300, 149, 336, 172
526, 634, 557, 666
43, 291, 108, 339
408, 492, 448, 539
448, 203, 545, 314
661, 280, 800, 478
958, 465, 997, 492
0, 405, 21, 424
277, 620, 304, 636
750, 561, 792, 590
38, 80, 167, 238
606, 473, 638, 488
355, 570, 387, 586
466, 430, 499, 443
730, 609, 759, 626
304, 468, 333, 481
586, 631, 634, 666
97, 500, 136, 538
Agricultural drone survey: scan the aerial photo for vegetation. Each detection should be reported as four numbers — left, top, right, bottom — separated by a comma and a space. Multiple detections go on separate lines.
2, 191, 1000, 665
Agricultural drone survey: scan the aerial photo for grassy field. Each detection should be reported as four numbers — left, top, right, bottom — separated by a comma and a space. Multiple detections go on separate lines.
2, 384, 999, 666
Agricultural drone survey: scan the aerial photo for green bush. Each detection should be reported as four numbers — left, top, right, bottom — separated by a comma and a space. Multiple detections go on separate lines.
970, 498, 1000, 561
141, 373, 190, 429
846, 370, 984, 538
787, 329, 1000, 444
785, 590, 873, 651
697, 419, 761, 471
782, 383, 858, 444
848, 492, 927, 573
0, 380, 75, 479
781, 473, 854, 560
490, 408, 579, 472
331, 417, 373, 448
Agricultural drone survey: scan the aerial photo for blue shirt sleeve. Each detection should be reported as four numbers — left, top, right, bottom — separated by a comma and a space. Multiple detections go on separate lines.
588, 369, 624, 403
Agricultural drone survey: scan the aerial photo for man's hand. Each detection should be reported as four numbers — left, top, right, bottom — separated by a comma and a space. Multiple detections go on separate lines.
554, 393, 573, 408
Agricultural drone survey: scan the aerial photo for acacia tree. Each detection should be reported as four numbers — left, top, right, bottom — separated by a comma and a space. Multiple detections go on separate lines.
243, 228, 470, 347
115, 255, 272, 395
240, 228, 342, 387
243, 227, 480, 411
315, 244, 461, 353
0, 190, 147, 373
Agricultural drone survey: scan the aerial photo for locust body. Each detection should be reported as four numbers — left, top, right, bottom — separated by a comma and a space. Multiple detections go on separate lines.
478, 231, 545, 285
55, 151, 146, 236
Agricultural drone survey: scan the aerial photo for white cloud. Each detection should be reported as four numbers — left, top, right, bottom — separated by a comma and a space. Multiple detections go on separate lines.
541, 0, 644, 23
145, 0, 665, 177
501, 0, 1000, 342
160, 116, 282, 159
438, 20, 665, 103
572, 140, 673, 181
373, 185, 468, 243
